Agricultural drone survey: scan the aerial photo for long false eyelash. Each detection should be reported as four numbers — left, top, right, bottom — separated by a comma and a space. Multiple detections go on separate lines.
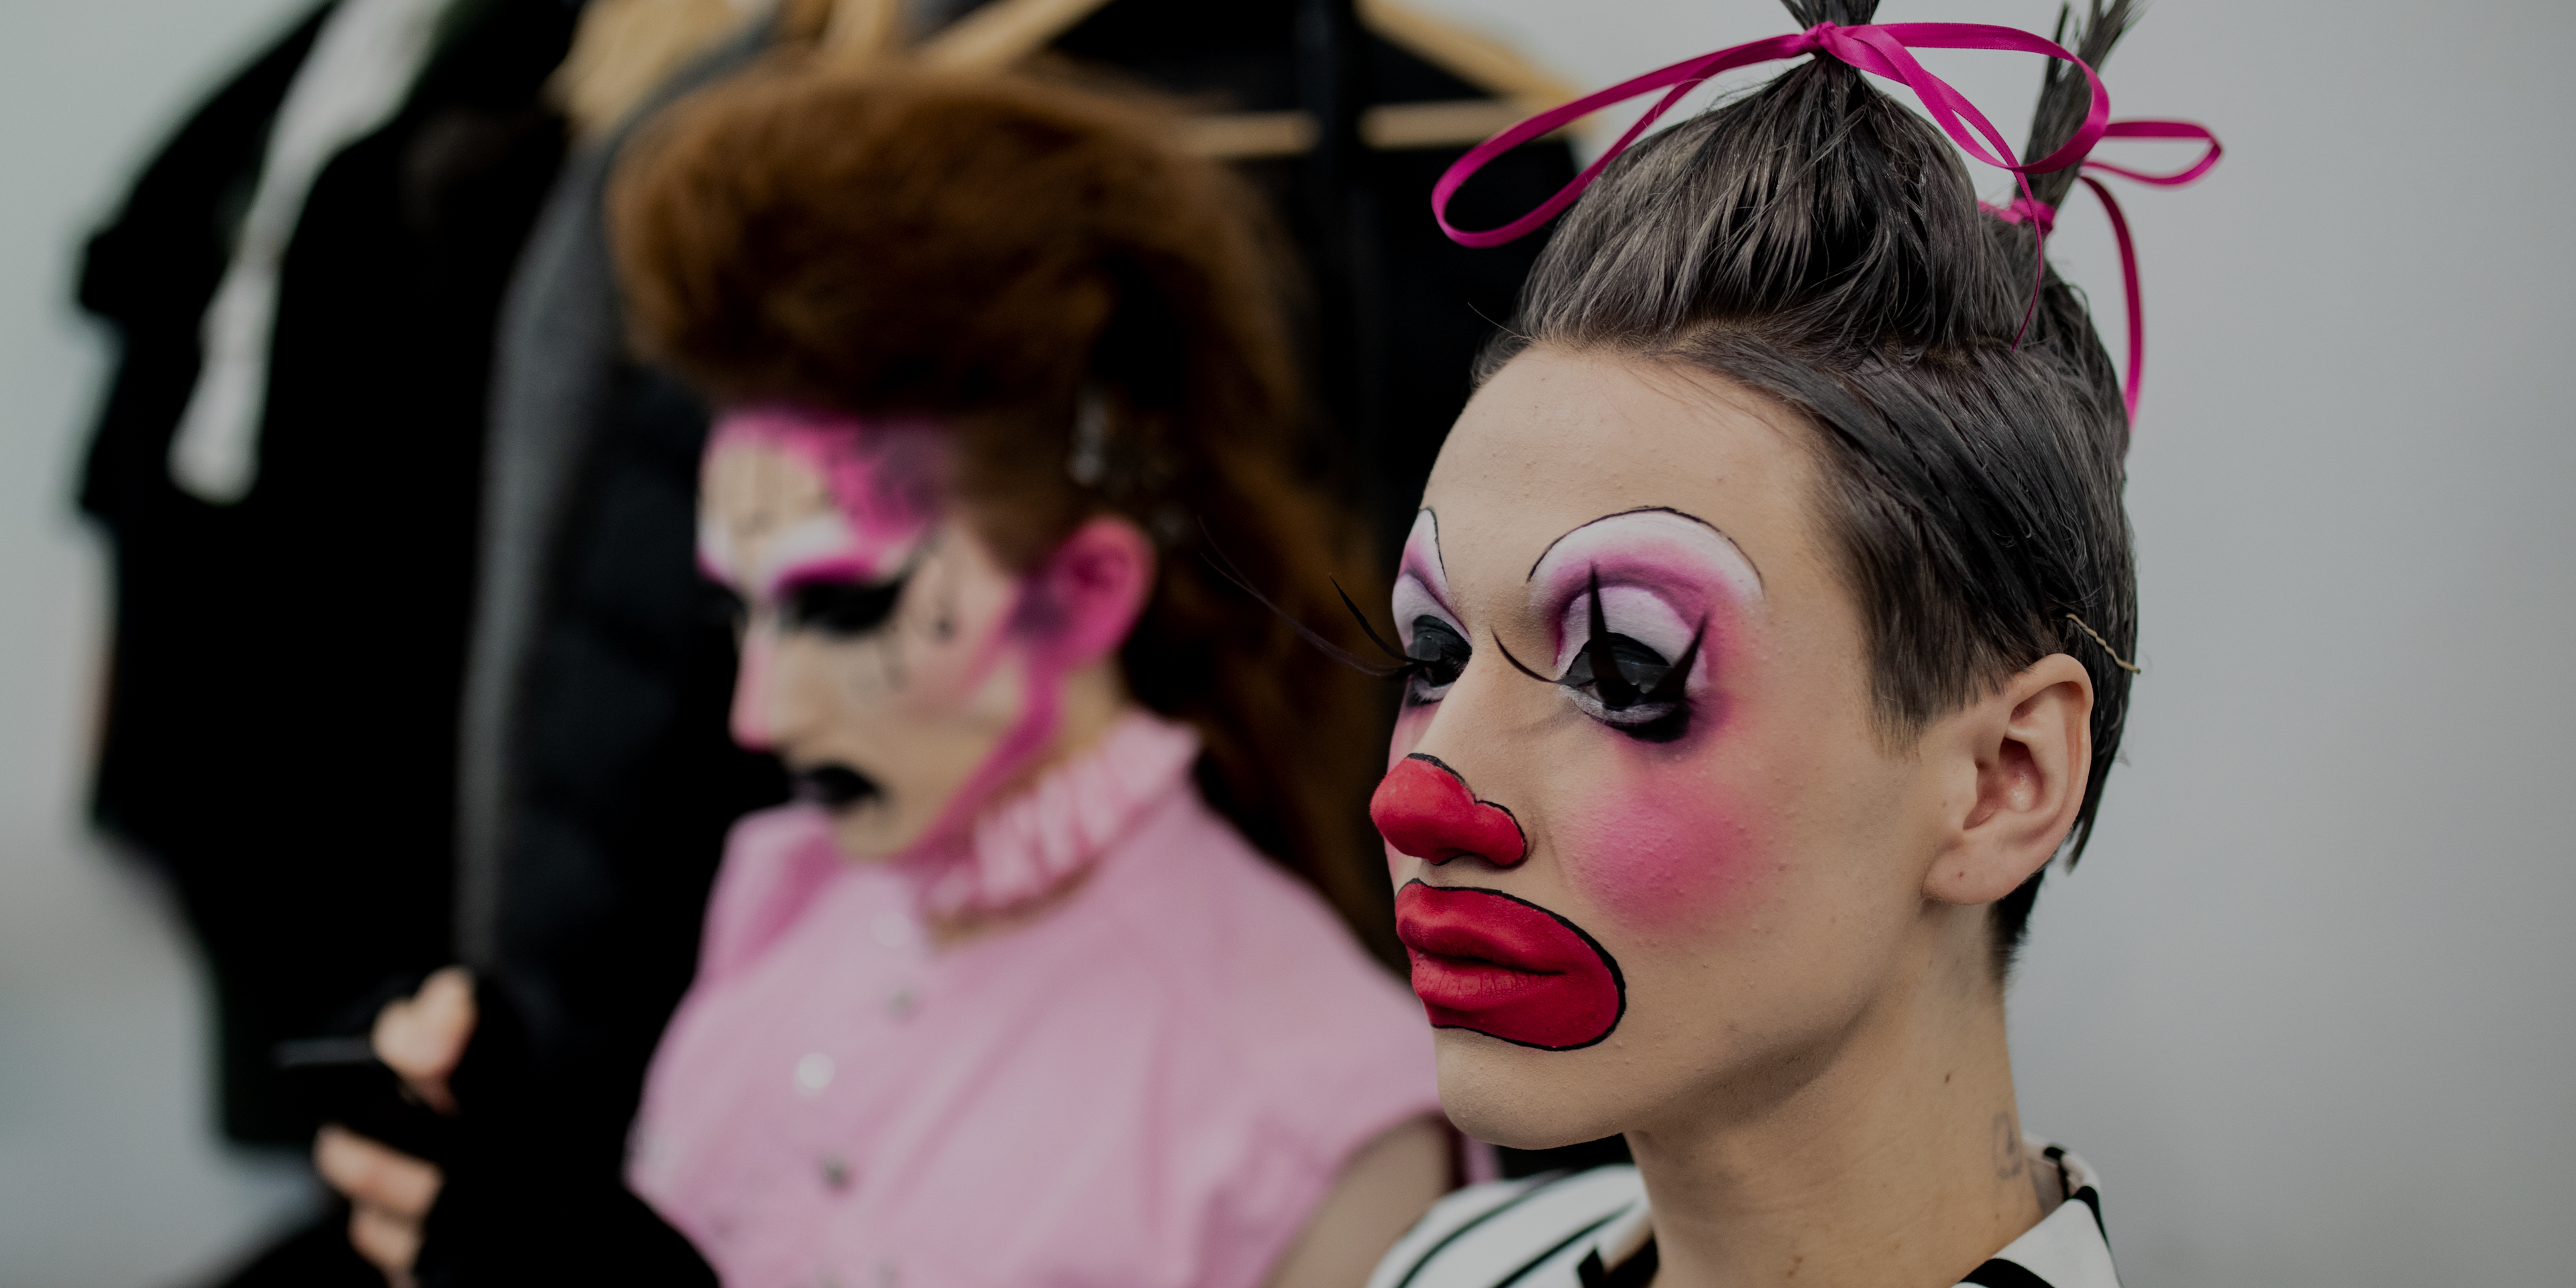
1582, 566, 1642, 706
1493, 568, 1703, 709
1196, 521, 1422, 680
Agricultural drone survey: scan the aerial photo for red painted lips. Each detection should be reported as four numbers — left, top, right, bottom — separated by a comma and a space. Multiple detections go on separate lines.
1372, 754, 1526, 866
1394, 881, 1624, 1050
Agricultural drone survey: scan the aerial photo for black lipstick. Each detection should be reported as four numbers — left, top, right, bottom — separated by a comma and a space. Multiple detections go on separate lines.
792, 763, 882, 810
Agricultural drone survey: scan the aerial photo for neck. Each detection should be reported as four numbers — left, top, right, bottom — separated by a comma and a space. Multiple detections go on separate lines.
1030, 656, 1132, 776
1625, 908, 2041, 1288
922, 658, 1138, 947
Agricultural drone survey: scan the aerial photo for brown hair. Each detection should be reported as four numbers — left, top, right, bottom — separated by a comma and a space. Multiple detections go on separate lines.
608, 64, 1395, 955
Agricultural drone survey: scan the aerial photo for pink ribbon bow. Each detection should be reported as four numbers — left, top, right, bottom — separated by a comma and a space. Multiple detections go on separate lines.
1431, 20, 2221, 421
1984, 120, 2222, 419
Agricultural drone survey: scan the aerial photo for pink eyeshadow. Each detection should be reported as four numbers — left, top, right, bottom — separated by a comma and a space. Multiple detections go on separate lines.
1397, 512, 1453, 610
708, 405, 946, 574
769, 555, 881, 597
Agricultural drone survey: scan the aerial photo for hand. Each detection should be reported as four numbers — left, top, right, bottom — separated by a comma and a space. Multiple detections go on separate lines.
315, 1124, 441, 1286
311, 966, 478, 1285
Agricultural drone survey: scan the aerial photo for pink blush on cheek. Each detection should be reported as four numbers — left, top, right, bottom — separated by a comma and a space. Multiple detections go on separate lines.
1556, 757, 1770, 934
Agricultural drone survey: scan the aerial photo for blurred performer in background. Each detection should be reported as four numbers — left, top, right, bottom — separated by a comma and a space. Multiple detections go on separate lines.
76, 0, 1589, 1282
325, 66, 1451, 1288
447, 10, 1594, 1282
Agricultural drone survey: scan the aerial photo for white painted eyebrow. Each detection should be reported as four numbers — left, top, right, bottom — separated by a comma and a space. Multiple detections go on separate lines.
1524, 506, 1763, 592
745, 513, 872, 598
1397, 508, 1454, 600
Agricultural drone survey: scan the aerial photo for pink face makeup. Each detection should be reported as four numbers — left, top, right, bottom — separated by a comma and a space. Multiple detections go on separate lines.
697, 405, 947, 598
1525, 506, 1761, 684
1375, 502, 1778, 1043
1556, 775, 1770, 935
1522, 508, 1772, 930
699, 405, 1096, 869
1390, 509, 1460, 655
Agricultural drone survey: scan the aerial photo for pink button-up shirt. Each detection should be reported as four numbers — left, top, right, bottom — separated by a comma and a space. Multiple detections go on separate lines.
629, 716, 1441, 1288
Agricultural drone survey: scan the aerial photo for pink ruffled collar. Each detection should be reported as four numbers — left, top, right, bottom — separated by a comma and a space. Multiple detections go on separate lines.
905, 710, 1202, 920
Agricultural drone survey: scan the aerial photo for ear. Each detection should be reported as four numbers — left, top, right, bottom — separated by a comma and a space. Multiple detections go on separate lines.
1030, 514, 1157, 667
1922, 653, 2094, 907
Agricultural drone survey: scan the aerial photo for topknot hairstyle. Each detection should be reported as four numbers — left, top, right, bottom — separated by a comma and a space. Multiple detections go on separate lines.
1485, 0, 2141, 973
608, 66, 1397, 954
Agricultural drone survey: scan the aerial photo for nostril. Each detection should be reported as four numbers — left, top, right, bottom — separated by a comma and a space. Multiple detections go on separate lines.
1369, 754, 1527, 866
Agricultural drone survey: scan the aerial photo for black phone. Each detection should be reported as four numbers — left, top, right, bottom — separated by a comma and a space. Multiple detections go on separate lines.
273, 1036, 458, 1163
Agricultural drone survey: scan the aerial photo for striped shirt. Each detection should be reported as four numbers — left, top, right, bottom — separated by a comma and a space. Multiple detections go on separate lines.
1368, 1143, 2115, 1288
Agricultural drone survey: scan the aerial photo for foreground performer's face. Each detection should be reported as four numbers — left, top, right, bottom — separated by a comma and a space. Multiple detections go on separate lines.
1375, 347, 1982, 1148
698, 408, 1061, 860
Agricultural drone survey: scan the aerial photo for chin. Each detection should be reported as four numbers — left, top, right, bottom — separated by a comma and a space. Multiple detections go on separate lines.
1432, 1028, 1633, 1151
826, 803, 919, 861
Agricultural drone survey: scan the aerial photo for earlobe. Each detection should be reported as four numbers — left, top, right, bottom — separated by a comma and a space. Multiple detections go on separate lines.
1036, 515, 1156, 665
1923, 654, 2094, 907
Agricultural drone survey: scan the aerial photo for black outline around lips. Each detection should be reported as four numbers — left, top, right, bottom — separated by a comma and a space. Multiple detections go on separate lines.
1399, 879, 1627, 1051
1402, 753, 1530, 865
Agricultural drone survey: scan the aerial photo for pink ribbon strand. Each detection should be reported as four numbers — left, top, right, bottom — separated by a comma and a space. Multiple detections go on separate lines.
1984, 120, 2223, 420
1430, 19, 2222, 421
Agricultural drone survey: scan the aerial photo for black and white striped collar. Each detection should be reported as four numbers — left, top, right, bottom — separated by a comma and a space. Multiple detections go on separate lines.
1368, 1142, 2115, 1288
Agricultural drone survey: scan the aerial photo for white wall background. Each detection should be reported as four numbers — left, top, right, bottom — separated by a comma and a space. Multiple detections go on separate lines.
1, 0, 2567, 1283
0, 3, 327, 1285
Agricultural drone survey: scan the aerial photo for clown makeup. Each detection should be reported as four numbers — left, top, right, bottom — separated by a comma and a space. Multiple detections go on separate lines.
699, 407, 1056, 863
1375, 509, 1764, 1051
1391, 511, 1470, 707
1371, 347, 1975, 1152
1519, 507, 1760, 742
696, 405, 944, 594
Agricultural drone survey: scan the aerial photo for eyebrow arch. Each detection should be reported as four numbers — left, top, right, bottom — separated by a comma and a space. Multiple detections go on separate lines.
1414, 508, 1446, 582
759, 527, 930, 603
1523, 505, 1764, 590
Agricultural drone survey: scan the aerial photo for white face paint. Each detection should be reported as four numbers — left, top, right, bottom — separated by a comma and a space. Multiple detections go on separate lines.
698, 411, 1038, 861
1527, 507, 1762, 693
1381, 347, 1998, 1163
1391, 510, 1471, 709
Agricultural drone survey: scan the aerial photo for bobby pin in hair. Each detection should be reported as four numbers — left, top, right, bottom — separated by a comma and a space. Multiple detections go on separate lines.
2064, 613, 2142, 674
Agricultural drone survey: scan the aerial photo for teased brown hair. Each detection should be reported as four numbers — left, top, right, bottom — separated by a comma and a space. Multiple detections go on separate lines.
608, 65, 1395, 955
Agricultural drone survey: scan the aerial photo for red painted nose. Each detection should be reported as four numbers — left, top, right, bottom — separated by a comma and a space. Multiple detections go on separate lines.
1370, 755, 1527, 866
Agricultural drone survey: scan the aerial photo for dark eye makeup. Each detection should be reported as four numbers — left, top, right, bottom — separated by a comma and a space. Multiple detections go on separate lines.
1495, 567, 1703, 743
1322, 564, 1699, 741
780, 572, 910, 638
1404, 616, 1473, 705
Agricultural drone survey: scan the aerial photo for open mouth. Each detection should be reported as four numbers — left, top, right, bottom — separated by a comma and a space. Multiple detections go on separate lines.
791, 763, 883, 812
1394, 881, 1625, 1051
